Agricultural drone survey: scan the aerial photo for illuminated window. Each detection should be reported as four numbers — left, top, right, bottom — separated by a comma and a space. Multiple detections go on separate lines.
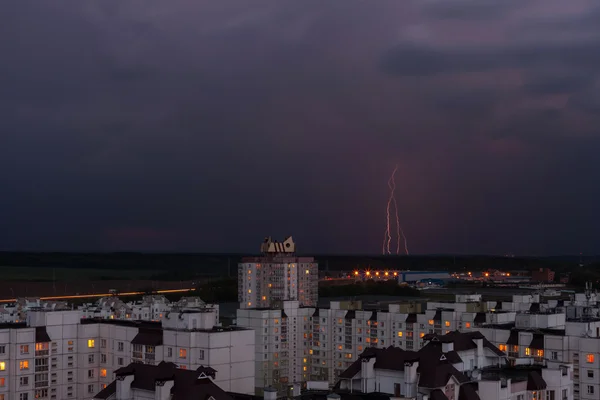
498, 344, 507, 352
445, 321, 450, 327
465, 322, 471, 328
338, 345, 343, 350
19, 361, 29, 370
274, 352, 279, 358
180, 365, 187, 370
179, 349, 187, 359
428, 320, 434, 325
397, 331, 403, 337
100, 369, 107, 377
358, 345, 363, 351
0, 377, 4, 387
338, 319, 343, 324
420, 333, 425, 338
268, 284, 272, 288
262, 296, 266, 300
248, 289, 251, 294
248, 270, 251, 274
20, 345, 29, 354
587, 354, 595, 363
525, 347, 531, 356
303, 366, 307, 371
274, 319, 279, 324
536, 349, 544, 357
309, 349, 313, 355
88, 339, 95, 348
247, 302, 251, 306
0, 362, 4, 371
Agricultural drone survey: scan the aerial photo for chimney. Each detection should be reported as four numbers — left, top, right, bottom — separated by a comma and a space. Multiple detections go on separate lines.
155, 379, 174, 400
442, 342, 454, 353
117, 374, 134, 399
264, 387, 277, 400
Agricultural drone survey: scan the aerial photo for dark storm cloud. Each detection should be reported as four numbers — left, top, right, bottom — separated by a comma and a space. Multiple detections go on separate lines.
420, 0, 519, 20
1, 0, 600, 254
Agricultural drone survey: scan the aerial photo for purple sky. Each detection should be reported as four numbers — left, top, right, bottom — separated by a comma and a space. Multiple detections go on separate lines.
1, 0, 600, 255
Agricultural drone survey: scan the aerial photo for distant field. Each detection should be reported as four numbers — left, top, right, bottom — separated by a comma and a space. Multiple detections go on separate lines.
0, 266, 158, 282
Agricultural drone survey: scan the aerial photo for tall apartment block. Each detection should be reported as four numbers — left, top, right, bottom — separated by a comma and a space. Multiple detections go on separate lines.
238, 237, 318, 309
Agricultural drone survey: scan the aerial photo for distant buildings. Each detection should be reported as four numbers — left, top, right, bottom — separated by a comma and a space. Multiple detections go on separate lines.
532, 268, 556, 283
237, 237, 318, 309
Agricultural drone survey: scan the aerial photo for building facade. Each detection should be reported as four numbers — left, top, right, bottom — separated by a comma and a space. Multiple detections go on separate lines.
0, 307, 254, 400
238, 237, 318, 309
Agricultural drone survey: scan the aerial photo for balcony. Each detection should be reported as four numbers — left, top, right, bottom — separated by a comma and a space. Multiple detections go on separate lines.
35, 350, 49, 357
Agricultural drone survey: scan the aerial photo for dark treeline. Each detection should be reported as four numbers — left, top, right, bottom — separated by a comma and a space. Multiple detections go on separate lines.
1, 252, 593, 275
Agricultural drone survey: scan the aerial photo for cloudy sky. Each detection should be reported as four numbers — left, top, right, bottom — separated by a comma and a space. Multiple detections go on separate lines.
1, 0, 600, 255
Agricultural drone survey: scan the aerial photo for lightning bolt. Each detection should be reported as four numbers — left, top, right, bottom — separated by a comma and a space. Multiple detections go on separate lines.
383, 165, 409, 255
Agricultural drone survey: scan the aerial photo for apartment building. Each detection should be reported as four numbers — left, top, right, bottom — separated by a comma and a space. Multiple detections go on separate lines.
238, 236, 318, 309
0, 306, 254, 400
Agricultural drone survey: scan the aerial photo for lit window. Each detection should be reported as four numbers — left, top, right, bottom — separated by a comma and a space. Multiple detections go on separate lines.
0, 362, 4, 371
498, 344, 507, 352
248, 289, 251, 294
180, 365, 187, 370
20, 345, 29, 354
88, 339, 95, 348
358, 345, 363, 351
303, 358, 307, 363
536, 349, 544, 357
100, 369, 107, 377
262, 296, 266, 300
179, 349, 187, 359
274, 319, 279, 324
247, 302, 251, 306
19, 361, 29, 370
248, 270, 251, 274
397, 331, 403, 337
428, 320, 434, 325
306, 270, 310, 274
303, 366, 307, 371
309, 349, 313, 355
338, 345, 343, 350
587, 354, 595, 363
465, 322, 471, 328
420, 333, 425, 338
0, 377, 4, 387
445, 321, 450, 327
525, 348, 531, 356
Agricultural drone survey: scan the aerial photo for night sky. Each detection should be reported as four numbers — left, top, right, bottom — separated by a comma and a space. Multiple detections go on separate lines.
2, 1, 600, 255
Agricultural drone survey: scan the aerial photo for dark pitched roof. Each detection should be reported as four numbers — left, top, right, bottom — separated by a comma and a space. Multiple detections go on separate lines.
111, 362, 232, 400
458, 383, 480, 400
405, 313, 417, 323
474, 313, 486, 324
506, 330, 520, 345
430, 389, 449, 400
526, 371, 547, 391
131, 328, 163, 346
35, 326, 51, 343
423, 331, 505, 357
529, 334, 544, 350
196, 366, 217, 378
529, 303, 540, 313
418, 362, 469, 388
93, 381, 116, 399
